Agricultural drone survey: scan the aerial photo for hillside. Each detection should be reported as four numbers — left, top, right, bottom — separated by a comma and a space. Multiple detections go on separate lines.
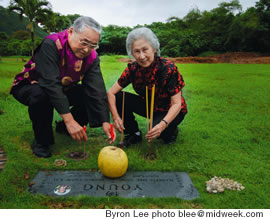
0, 6, 47, 38
119, 52, 270, 64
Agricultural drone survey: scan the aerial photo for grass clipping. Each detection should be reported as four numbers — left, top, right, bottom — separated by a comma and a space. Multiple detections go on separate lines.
206, 176, 245, 193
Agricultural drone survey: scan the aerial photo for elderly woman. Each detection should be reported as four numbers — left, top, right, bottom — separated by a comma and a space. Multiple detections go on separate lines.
107, 27, 187, 147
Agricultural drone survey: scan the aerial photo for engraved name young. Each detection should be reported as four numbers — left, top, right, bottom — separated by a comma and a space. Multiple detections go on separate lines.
30, 171, 199, 200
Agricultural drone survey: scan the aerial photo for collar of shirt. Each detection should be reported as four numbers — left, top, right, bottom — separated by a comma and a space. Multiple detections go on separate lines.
136, 56, 159, 87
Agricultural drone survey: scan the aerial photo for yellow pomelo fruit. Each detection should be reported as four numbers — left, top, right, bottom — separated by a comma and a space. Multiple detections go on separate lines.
98, 146, 128, 178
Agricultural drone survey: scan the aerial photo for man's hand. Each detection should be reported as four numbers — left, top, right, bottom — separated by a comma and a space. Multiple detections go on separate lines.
113, 117, 125, 133
61, 113, 87, 143
103, 122, 116, 144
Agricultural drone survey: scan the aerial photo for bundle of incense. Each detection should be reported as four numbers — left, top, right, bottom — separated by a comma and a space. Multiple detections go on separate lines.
120, 92, 125, 148
147, 84, 155, 154
150, 84, 155, 131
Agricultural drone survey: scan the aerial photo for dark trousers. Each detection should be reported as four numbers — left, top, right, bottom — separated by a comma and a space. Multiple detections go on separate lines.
11, 83, 88, 145
116, 92, 185, 140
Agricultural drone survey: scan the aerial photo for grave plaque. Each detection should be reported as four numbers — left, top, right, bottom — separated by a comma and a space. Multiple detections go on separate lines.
29, 171, 199, 200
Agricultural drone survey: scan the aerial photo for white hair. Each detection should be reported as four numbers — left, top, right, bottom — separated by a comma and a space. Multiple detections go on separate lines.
126, 27, 160, 58
72, 16, 102, 35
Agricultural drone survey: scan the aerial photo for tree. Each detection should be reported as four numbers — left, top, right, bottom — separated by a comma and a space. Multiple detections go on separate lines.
41, 12, 71, 33
99, 25, 131, 55
20, 39, 32, 55
8, 40, 21, 55
255, 0, 270, 51
0, 32, 9, 41
0, 32, 9, 56
218, 0, 242, 14
183, 7, 202, 26
8, 0, 52, 55
0, 41, 9, 56
12, 30, 30, 40
166, 16, 186, 30
66, 14, 81, 24
225, 7, 260, 51
195, 0, 242, 52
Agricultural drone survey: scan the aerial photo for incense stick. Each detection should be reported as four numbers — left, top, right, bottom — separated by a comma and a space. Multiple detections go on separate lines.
150, 84, 155, 130
120, 91, 125, 148
149, 84, 155, 155
146, 86, 149, 130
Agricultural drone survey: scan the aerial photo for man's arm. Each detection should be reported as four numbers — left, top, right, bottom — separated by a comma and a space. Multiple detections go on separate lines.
82, 56, 110, 127
35, 39, 87, 142
82, 56, 116, 142
107, 82, 124, 133
35, 39, 70, 114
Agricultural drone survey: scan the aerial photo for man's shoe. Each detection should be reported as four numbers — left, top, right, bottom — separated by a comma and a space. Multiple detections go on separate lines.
31, 140, 52, 158
55, 120, 69, 135
163, 128, 178, 145
119, 131, 142, 147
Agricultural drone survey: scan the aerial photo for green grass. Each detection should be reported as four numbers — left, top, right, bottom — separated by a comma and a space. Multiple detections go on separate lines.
0, 56, 270, 209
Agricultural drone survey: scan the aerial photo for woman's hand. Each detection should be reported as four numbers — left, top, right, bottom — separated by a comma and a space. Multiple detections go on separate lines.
146, 121, 167, 142
145, 91, 182, 142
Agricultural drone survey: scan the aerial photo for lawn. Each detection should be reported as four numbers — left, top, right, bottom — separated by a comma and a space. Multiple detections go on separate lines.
0, 56, 269, 209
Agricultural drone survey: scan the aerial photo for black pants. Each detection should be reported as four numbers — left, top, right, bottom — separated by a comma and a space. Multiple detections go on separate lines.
116, 92, 185, 140
11, 83, 88, 145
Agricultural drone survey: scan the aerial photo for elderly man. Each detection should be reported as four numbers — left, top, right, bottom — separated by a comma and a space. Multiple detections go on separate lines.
10, 16, 114, 158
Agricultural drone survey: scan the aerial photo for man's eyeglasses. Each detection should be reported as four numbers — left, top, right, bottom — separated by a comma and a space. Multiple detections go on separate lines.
79, 39, 99, 49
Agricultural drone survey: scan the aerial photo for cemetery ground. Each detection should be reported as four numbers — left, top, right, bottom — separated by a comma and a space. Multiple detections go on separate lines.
0, 55, 269, 209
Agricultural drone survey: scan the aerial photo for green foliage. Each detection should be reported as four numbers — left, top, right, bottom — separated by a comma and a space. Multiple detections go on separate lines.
160, 30, 207, 57
99, 25, 132, 55
255, 0, 270, 51
66, 14, 81, 24
0, 41, 9, 56
0, 6, 47, 37
0, 32, 8, 40
11, 30, 31, 40
0, 56, 270, 208
8, 40, 21, 55
1, 0, 270, 56
8, 0, 52, 21
41, 12, 71, 33
218, 0, 242, 13
0, 37, 42, 56
8, 0, 52, 54
0, 4, 46, 56
146, 0, 269, 56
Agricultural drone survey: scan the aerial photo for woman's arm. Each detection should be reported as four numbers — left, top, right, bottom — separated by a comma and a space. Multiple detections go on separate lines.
107, 82, 124, 132
161, 91, 182, 125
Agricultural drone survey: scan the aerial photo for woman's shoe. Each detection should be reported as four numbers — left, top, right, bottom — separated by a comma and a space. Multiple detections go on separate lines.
119, 131, 142, 147
163, 128, 178, 145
